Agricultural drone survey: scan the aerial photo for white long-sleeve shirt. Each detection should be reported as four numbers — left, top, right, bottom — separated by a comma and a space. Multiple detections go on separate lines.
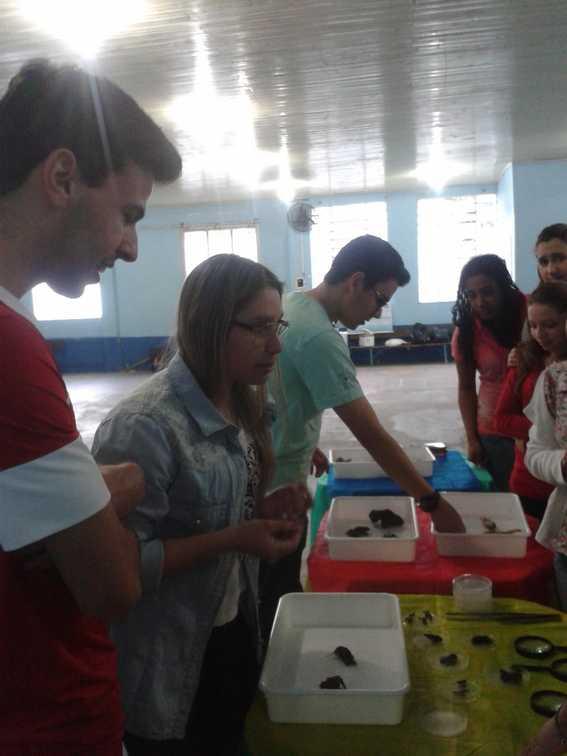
525, 369, 567, 554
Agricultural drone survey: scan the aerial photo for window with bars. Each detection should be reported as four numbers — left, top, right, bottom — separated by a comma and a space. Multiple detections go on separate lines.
308, 201, 388, 287
183, 224, 258, 275
32, 283, 102, 321
417, 194, 508, 304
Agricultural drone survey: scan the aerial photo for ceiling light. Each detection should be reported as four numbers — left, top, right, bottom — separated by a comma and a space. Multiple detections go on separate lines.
18, 0, 147, 59
415, 158, 462, 193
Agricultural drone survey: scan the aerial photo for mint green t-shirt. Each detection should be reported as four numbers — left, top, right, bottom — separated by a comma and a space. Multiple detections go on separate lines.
269, 292, 364, 487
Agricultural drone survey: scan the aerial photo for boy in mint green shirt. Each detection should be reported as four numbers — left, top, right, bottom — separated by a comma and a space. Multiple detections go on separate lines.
260, 235, 465, 638
269, 290, 363, 488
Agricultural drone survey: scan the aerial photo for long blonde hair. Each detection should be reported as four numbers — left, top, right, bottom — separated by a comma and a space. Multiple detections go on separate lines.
177, 254, 283, 494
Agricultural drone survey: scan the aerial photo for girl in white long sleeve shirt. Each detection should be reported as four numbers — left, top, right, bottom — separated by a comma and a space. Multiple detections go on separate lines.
525, 362, 567, 608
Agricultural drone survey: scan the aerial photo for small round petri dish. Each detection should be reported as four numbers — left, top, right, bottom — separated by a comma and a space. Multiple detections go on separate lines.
441, 678, 481, 704
419, 706, 468, 737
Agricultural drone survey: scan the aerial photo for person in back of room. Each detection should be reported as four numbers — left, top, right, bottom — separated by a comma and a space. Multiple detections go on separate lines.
451, 254, 526, 492
93, 254, 306, 756
494, 283, 567, 519
260, 234, 466, 641
0, 59, 182, 755
508, 224, 567, 369
521, 292, 567, 756
535, 223, 567, 283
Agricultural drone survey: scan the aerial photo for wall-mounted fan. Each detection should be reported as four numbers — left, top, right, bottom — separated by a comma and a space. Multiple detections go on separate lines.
287, 200, 316, 232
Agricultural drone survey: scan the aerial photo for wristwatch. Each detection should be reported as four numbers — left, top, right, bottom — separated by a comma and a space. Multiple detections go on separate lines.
418, 490, 441, 513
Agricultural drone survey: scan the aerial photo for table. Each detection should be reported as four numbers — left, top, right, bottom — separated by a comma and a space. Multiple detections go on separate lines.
308, 509, 554, 603
349, 341, 451, 367
309, 450, 489, 545
246, 595, 566, 756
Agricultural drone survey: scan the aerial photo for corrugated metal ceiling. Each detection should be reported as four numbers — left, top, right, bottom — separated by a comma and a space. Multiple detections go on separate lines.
1, 0, 567, 204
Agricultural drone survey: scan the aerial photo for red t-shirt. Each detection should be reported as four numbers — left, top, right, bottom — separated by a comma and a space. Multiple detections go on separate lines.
451, 318, 511, 436
494, 367, 554, 501
0, 293, 123, 754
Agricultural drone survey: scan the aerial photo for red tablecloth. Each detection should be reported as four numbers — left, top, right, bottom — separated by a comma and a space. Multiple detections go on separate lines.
308, 509, 555, 603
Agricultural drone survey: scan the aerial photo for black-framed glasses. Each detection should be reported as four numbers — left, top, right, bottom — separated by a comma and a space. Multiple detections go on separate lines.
373, 289, 390, 313
231, 318, 289, 340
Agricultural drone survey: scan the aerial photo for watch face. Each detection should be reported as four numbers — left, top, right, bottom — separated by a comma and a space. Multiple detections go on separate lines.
420, 493, 439, 512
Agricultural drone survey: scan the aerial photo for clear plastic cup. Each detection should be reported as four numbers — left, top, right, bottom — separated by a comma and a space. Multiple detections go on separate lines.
452, 574, 493, 612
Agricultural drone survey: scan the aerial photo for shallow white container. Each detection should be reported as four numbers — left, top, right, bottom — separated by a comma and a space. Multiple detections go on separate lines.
431, 492, 531, 558
330, 445, 434, 479
260, 592, 410, 725
325, 496, 419, 562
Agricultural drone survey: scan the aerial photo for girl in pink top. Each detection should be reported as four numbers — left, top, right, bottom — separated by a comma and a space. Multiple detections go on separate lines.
451, 254, 525, 491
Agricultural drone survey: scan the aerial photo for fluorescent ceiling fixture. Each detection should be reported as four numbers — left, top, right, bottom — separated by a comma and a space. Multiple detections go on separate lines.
415, 158, 463, 192
18, 0, 147, 59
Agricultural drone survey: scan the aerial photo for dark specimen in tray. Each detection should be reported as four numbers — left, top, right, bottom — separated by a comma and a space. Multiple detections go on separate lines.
369, 509, 405, 528
320, 675, 347, 689
333, 646, 357, 666
346, 526, 370, 538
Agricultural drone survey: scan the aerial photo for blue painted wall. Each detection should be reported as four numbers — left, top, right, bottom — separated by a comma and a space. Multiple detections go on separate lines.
35, 160, 567, 371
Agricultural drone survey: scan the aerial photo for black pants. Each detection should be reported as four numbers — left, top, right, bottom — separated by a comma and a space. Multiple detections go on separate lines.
479, 435, 515, 492
124, 612, 260, 756
519, 494, 549, 522
259, 521, 307, 643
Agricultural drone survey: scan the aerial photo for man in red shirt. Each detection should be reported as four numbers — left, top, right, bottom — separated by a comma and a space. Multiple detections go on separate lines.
0, 60, 181, 754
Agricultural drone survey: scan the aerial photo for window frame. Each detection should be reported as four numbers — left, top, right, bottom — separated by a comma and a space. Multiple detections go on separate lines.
182, 221, 259, 276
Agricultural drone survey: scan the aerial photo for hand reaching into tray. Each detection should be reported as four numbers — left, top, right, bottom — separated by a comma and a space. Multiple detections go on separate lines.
430, 496, 466, 533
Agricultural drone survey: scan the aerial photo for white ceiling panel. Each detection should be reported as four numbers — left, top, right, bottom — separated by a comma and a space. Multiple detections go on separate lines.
1, 0, 567, 204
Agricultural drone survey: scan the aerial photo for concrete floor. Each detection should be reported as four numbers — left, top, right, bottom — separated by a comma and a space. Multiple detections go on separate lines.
68, 362, 465, 455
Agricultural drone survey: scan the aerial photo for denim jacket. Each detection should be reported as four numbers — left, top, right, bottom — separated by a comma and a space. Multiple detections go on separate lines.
92, 353, 261, 739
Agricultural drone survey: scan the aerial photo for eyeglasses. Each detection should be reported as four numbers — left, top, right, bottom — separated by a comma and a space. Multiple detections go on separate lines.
373, 289, 390, 313
231, 318, 289, 340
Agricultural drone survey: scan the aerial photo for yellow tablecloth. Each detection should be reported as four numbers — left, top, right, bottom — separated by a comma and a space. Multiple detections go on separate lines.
246, 595, 566, 756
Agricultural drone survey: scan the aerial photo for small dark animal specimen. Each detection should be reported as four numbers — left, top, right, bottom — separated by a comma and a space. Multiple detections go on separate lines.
403, 612, 415, 625
471, 634, 493, 647
440, 653, 458, 667
424, 633, 443, 645
500, 668, 522, 685
346, 526, 370, 537
333, 646, 357, 666
421, 610, 434, 626
453, 679, 469, 696
320, 675, 347, 689
369, 509, 405, 528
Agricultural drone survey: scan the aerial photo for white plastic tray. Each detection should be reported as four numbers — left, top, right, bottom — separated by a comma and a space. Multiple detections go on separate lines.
330, 445, 435, 479
325, 496, 419, 561
260, 593, 410, 725
431, 492, 531, 558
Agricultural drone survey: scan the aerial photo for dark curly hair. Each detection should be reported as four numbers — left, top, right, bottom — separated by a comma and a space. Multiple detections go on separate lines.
515, 282, 567, 391
451, 254, 525, 365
